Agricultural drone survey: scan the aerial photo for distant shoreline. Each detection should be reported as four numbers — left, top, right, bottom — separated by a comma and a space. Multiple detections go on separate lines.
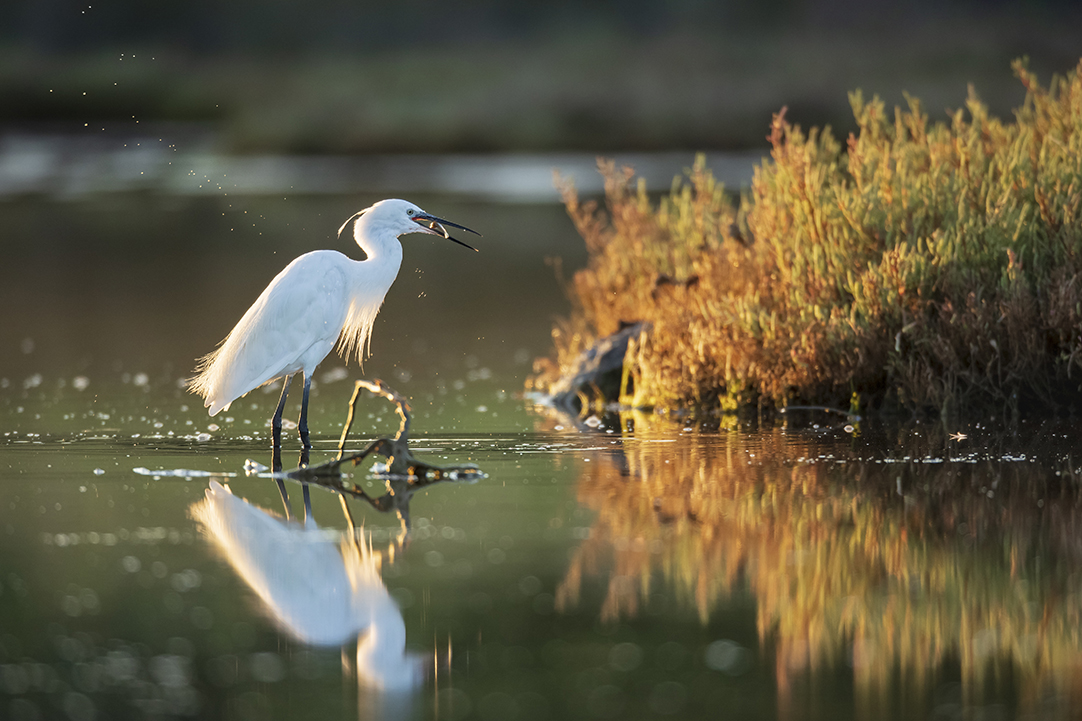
0, 136, 763, 202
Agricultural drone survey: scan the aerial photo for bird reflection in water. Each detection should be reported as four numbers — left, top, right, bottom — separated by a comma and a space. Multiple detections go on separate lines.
192, 481, 423, 692
190, 380, 483, 707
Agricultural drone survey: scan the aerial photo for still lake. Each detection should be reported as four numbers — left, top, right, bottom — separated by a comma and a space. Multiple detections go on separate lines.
3, 189, 1082, 720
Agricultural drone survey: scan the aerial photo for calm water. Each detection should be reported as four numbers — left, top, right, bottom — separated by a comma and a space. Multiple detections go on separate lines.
3, 195, 1082, 720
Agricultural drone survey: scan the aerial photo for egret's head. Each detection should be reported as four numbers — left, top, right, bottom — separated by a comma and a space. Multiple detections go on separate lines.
338, 199, 481, 251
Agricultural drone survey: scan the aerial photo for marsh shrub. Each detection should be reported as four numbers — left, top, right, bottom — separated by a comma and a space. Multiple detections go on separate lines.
535, 59, 1082, 415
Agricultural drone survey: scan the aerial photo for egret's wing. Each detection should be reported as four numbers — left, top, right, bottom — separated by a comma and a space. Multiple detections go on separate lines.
190, 252, 349, 413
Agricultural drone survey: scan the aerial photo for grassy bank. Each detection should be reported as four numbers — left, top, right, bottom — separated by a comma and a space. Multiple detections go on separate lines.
532, 59, 1082, 417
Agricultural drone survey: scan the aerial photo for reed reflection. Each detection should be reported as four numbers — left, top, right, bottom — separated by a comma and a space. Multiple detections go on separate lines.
556, 414, 1082, 718
190, 480, 423, 695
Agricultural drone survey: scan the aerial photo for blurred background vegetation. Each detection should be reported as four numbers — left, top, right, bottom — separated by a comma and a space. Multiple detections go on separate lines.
3, 0, 1082, 154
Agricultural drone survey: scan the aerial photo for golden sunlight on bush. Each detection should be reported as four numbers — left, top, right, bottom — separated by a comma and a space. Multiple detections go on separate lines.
555, 416, 1082, 717
536, 59, 1082, 416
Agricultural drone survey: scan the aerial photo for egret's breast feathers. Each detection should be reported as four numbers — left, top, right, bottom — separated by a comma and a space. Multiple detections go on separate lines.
336, 255, 401, 365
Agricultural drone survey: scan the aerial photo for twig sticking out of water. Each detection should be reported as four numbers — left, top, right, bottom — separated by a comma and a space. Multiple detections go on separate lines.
336, 379, 411, 463
267, 379, 484, 529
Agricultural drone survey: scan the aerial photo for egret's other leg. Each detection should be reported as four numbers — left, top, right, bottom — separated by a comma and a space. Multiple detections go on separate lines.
272, 375, 294, 449
298, 374, 313, 449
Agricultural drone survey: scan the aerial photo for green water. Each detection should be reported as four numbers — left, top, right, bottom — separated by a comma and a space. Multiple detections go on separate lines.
3, 197, 1082, 720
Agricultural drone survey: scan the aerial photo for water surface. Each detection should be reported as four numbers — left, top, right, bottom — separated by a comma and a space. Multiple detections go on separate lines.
3, 196, 1082, 720
5, 407, 1082, 721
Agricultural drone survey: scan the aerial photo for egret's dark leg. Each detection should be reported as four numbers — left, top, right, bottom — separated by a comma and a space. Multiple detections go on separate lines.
298, 374, 313, 450
272, 375, 293, 449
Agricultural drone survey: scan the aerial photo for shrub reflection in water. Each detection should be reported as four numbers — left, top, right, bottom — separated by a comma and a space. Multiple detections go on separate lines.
555, 413, 1082, 718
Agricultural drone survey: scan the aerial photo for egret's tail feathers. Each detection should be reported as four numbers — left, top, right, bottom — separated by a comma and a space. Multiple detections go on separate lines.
207, 399, 230, 416
188, 347, 229, 415
190, 340, 282, 417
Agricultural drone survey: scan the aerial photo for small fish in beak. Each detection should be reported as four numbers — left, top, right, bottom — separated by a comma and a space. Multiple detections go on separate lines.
414, 212, 481, 252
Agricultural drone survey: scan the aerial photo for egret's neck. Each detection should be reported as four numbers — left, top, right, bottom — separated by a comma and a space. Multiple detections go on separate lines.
353, 213, 406, 264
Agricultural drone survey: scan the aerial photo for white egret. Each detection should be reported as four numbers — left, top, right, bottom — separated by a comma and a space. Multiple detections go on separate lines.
188, 199, 479, 447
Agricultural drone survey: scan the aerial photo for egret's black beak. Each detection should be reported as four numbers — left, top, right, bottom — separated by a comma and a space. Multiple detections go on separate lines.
413, 213, 482, 252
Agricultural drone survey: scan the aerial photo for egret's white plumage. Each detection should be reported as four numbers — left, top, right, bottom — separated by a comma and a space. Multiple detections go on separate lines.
187, 198, 478, 441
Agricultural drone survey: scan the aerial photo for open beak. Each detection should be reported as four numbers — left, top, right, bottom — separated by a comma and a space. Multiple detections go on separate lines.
413, 213, 482, 252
